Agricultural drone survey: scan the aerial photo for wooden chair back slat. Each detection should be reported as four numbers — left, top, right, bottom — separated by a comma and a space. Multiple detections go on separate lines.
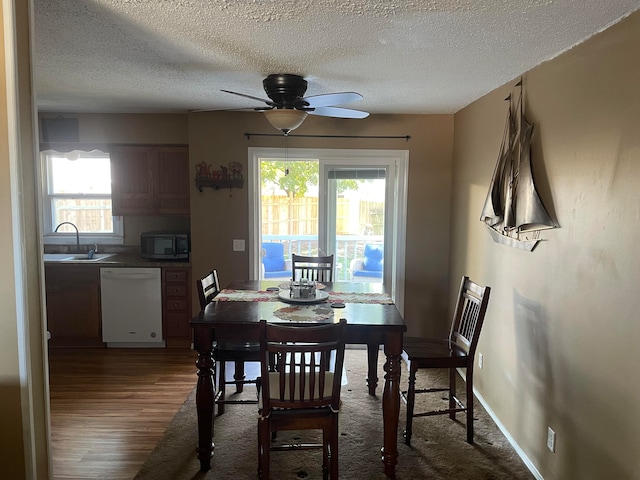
197, 270, 220, 309
291, 254, 335, 282
449, 276, 490, 356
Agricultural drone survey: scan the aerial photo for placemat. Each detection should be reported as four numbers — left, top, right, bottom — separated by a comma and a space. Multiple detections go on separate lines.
272, 304, 334, 322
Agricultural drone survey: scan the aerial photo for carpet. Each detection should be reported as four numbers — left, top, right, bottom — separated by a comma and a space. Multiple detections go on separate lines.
134, 349, 534, 479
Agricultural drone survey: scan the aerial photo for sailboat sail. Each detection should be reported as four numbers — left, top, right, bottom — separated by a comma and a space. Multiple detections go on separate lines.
480, 82, 556, 251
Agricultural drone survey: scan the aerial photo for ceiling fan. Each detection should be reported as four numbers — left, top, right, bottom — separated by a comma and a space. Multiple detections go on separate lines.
221, 74, 369, 134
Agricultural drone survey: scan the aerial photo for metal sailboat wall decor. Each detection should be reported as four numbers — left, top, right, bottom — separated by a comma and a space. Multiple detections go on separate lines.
480, 81, 557, 252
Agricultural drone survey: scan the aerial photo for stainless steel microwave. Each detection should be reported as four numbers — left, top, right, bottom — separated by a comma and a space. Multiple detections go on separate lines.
140, 232, 190, 260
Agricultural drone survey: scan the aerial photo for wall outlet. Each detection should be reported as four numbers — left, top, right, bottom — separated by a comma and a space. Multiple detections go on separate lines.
547, 427, 556, 453
232, 239, 245, 252
478, 353, 484, 369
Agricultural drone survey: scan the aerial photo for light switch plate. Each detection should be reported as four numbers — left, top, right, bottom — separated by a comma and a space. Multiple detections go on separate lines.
232, 239, 245, 251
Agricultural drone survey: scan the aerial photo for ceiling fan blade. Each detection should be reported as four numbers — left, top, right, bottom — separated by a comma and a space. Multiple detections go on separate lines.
309, 106, 369, 119
221, 89, 276, 107
303, 92, 363, 108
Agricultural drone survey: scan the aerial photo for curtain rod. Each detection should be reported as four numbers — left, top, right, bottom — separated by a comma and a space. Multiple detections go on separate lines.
244, 132, 411, 141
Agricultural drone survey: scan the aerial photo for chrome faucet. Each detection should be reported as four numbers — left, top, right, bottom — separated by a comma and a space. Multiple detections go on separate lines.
54, 222, 80, 251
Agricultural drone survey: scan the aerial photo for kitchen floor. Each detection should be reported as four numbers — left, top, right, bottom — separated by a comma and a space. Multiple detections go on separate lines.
48, 347, 197, 480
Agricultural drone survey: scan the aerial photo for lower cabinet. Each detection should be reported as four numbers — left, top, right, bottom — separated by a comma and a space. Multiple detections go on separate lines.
45, 265, 104, 347
45, 263, 192, 348
162, 266, 192, 348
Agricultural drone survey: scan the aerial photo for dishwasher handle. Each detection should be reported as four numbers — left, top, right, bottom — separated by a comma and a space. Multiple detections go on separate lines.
101, 270, 159, 281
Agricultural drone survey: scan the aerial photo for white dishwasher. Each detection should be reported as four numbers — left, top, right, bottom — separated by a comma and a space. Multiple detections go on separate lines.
100, 267, 164, 347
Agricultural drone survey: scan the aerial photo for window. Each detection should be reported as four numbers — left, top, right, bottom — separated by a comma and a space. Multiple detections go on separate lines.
42, 150, 123, 245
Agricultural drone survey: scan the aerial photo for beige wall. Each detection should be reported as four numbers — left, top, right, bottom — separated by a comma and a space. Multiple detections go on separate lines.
452, 10, 640, 480
38, 112, 189, 144
0, 4, 25, 477
1, 1, 49, 477
188, 112, 454, 332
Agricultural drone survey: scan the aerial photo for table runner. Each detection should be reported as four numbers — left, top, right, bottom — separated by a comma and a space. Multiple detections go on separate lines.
216, 289, 394, 304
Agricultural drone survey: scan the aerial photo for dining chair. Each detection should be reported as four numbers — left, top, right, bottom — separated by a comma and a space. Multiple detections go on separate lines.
197, 270, 261, 416
400, 276, 491, 445
257, 318, 347, 480
291, 254, 334, 282
197, 269, 220, 308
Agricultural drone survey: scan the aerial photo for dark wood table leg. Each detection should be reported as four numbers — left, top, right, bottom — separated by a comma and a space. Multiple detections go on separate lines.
381, 331, 403, 479
194, 327, 215, 472
366, 341, 380, 395
234, 360, 246, 393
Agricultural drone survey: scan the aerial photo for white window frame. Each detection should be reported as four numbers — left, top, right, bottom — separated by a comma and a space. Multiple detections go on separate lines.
41, 149, 124, 245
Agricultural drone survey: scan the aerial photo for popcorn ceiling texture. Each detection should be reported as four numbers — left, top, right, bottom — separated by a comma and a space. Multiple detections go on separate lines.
33, 0, 640, 114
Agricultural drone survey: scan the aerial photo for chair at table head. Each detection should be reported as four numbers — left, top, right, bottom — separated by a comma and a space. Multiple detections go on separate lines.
261, 242, 292, 279
291, 253, 334, 282
257, 318, 347, 480
401, 276, 491, 445
196, 269, 260, 416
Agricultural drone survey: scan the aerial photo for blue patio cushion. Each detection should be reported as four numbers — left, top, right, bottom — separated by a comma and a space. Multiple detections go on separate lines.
262, 242, 286, 272
362, 244, 383, 272
353, 269, 383, 278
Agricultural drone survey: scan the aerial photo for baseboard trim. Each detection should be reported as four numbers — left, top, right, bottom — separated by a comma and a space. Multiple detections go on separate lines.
473, 387, 544, 480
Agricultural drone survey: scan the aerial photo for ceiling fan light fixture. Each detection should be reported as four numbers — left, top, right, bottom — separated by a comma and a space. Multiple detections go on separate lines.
263, 109, 308, 135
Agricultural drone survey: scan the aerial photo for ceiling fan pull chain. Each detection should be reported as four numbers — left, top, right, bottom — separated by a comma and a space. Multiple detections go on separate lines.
284, 134, 289, 176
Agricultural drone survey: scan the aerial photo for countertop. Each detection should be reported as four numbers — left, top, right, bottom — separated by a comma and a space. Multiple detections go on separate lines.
44, 251, 191, 268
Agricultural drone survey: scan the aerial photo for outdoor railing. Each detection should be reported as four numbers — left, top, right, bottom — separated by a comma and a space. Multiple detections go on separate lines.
262, 234, 383, 282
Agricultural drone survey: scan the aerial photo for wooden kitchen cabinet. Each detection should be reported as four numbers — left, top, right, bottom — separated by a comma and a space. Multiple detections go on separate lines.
45, 265, 104, 347
111, 145, 190, 216
163, 266, 192, 348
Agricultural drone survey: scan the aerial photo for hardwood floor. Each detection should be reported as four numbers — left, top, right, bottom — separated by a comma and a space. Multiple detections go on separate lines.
48, 347, 198, 480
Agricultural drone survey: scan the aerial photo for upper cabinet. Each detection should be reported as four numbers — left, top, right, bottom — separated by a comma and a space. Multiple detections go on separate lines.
111, 145, 190, 216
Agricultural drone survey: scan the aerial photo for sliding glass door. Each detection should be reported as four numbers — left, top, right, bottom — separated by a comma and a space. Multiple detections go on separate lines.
324, 166, 388, 283
249, 148, 408, 311
257, 155, 320, 280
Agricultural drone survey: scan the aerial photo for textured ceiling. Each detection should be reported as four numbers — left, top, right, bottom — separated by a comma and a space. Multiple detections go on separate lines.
33, 0, 640, 114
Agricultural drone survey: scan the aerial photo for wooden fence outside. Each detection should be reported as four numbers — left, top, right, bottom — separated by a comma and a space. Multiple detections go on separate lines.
261, 195, 384, 236
54, 199, 114, 233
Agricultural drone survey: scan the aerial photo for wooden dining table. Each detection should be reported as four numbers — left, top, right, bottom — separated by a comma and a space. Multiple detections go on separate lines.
190, 280, 406, 478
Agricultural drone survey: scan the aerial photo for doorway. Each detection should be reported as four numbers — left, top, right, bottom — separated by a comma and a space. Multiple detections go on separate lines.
248, 147, 408, 313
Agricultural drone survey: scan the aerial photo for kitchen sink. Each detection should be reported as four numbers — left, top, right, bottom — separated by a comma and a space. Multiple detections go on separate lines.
44, 253, 117, 262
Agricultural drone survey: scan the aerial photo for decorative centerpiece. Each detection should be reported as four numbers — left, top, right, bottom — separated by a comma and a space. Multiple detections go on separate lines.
289, 278, 317, 299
